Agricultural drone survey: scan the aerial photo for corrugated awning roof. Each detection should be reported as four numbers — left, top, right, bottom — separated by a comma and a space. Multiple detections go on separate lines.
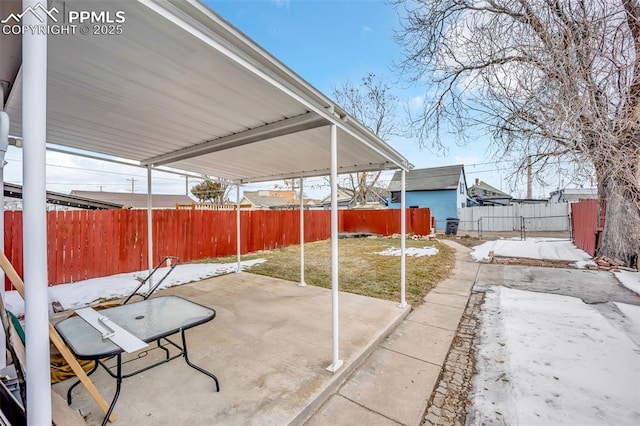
2, 0, 411, 183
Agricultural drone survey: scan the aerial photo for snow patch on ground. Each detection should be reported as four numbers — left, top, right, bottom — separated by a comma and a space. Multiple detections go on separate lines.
615, 302, 640, 335
615, 270, 640, 296
376, 246, 439, 257
4, 259, 266, 316
468, 286, 640, 425
470, 238, 592, 262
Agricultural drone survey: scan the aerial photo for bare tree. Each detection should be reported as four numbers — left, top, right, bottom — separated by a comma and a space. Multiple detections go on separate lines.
333, 73, 399, 205
392, 0, 640, 265
191, 180, 230, 204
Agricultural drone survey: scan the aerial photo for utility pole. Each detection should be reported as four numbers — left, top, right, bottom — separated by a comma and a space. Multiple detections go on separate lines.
127, 178, 137, 194
526, 156, 532, 199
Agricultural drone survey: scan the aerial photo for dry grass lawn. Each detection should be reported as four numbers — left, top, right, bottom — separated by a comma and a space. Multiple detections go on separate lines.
215, 237, 454, 307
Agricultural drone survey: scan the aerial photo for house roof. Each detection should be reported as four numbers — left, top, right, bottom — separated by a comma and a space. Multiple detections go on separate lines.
469, 181, 512, 199
2, 1, 411, 184
4, 183, 123, 210
320, 188, 353, 205
241, 193, 291, 208
388, 165, 465, 192
70, 191, 193, 209
550, 188, 598, 202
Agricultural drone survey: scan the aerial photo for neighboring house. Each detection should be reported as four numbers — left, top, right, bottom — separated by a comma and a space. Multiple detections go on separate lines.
3, 183, 123, 210
319, 188, 355, 209
70, 190, 194, 209
549, 188, 598, 203
240, 190, 292, 209
318, 187, 389, 209
468, 179, 513, 206
388, 165, 468, 229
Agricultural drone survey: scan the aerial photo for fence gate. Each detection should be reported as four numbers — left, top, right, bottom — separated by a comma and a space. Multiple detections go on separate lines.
457, 204, 571, 236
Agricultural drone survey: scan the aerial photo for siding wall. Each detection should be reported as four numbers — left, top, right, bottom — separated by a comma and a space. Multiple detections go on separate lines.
389, 190, 457, 230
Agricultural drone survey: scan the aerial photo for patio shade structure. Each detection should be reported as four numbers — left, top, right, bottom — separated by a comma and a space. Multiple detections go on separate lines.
0, 0, 412, 423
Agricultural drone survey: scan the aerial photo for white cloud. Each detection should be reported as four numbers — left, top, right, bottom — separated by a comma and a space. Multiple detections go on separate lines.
361, 25, 373, 35
408, 95, 425, 110
272, 0, 290, 8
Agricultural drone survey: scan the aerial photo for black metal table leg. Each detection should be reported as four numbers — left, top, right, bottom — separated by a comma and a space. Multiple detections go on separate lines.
181, 328, 220, 392
67, 360, 99, 404
101, 354, 123, 426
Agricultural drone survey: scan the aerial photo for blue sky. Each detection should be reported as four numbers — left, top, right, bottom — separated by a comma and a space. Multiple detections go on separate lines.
205, 0, 514, 193
3, 0, 537, 200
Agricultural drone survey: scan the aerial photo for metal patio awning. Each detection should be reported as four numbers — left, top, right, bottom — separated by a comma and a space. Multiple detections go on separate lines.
2, 0, 410, 182
0, 1, 413, 423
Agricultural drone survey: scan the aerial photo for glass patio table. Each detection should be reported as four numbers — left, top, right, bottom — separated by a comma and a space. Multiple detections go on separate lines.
55, 295, 219, 425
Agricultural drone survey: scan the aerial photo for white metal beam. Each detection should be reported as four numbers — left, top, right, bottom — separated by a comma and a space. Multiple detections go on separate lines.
147, 165, 154, 290
238, 162, 397, 185
236, 183, 241, 273
299, 176, 306, 287
326, 124, 343, 373
142, 112, 327, 167
22, 0, 51, 421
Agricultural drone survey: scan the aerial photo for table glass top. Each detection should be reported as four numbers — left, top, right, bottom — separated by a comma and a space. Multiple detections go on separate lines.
55, 295, 215, 358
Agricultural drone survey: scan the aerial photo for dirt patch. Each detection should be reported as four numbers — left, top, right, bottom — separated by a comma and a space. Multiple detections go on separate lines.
489, 255, 578, 269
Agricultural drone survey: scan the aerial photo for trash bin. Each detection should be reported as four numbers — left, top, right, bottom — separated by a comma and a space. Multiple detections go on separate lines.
445, 217, 460, 235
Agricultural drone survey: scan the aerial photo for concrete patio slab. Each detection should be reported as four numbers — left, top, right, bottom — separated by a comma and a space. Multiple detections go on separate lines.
305, 394, 401, 426
338, 347, 441, 425
382, 320, 455, 366
52, 272, 409, 425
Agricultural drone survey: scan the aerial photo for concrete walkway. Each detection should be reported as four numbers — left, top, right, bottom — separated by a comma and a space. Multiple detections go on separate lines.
305, 241, 479, 425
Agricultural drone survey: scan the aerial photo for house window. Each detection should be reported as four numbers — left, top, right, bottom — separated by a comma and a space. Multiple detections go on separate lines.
390, 191, 401, 203
459, 183, 464, 194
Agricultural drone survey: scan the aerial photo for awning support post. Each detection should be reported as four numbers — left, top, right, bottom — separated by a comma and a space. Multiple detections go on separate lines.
299, 176, 306, 287
22, 0, 52, 421
326, 124, 343, 373
147, 165, 154, 291
0, 79, 8, 370
236, 183, 241, 273
399, 169, 408, 308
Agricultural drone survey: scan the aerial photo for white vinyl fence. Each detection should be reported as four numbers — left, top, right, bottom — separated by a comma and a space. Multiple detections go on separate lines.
457, 203, 571, 233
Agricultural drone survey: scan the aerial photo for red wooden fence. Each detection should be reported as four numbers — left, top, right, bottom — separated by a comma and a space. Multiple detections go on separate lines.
571, 200, 606, 256
4, 207, 430, 288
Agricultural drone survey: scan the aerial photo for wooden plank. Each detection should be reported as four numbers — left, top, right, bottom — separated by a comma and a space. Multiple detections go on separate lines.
78, 211, 88, 282
0, 252, 116, 422
71, 210, 81, 283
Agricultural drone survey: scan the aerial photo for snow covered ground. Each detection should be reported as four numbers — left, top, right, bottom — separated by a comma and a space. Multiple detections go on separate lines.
4, 259, 265, 317
615, 270, 640, 296
471, 237, 594, 264
376, 246, 439, 257
468, 286, 640, 425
